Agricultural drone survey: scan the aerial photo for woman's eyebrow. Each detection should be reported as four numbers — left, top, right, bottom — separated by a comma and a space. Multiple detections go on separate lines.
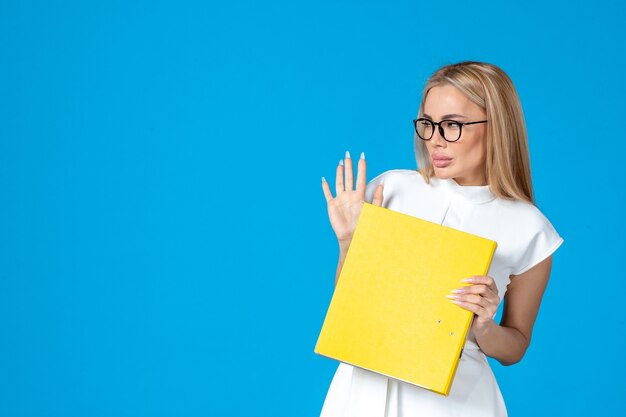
423, 113, 467, 119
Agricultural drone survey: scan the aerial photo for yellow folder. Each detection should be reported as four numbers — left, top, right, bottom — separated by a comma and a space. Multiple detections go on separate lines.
314, 202, 497, 396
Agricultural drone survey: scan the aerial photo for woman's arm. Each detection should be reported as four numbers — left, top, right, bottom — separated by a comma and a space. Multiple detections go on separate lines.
472, 255, 554, 365
335, 243, 350, 287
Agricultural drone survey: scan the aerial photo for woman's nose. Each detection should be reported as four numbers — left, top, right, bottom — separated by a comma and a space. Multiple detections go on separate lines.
431, 127, 447, 147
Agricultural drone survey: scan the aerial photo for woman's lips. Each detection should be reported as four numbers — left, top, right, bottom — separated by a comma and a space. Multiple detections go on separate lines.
433, 158, 452, 168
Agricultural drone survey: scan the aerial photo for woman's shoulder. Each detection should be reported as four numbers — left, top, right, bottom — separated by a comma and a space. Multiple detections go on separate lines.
367, 168, 426, 188
495, 196, 556, 229
364, 169, 427, 203
493, 198, 564, 274
496, 195, 563, 256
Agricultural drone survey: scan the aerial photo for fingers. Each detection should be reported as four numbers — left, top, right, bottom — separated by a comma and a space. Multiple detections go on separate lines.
335, 159, 345, 195
447, 291, 497, 318
449, 293, 491, 307
355, 152, 366, 194
371, 183, 384, 206
327, 150, 366, 198
448, 299, 489, 318
344, 151, 354, 191
321, 177, 333, 202
447, 275, 501, 319
453, 284, 497, 299
449, 284, 500, 306
460, 275, 499, 296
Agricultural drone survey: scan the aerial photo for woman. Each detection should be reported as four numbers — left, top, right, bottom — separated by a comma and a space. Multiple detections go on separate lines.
318, 61, 564, 417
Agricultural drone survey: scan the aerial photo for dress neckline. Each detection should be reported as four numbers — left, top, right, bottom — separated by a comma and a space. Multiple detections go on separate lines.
431, 175, 496, 204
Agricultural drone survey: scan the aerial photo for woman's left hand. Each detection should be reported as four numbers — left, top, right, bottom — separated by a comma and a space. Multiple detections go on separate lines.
447, 275, 501, 335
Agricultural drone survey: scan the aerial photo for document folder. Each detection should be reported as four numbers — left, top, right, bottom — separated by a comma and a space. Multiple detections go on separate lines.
314, 202, 497, 396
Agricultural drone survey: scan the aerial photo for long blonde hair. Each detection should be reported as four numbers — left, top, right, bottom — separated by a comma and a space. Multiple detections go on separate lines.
415, 61, 535, 204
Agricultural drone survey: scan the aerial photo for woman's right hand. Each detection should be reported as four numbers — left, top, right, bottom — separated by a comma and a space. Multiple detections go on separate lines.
321, 151, 385, 247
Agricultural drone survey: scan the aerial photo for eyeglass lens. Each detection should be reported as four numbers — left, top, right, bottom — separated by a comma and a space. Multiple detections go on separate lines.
416, 119, 462, 142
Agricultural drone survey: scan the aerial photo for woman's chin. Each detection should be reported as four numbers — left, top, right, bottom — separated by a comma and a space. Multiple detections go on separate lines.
432, 168, 454, 179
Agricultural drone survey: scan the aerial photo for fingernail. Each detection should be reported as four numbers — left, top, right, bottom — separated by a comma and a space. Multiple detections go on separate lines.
450, 289, 463, 293
360, 151, 365, 160
460, 278, 473, 283
322, 176, 326, 182
339, 159, 344, 166
449, 299, 460, 304
446, 294, 459, 299
345, 150, 351, 159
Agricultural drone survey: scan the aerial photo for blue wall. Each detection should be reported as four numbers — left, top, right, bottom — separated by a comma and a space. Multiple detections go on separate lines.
1, 0, 624, 415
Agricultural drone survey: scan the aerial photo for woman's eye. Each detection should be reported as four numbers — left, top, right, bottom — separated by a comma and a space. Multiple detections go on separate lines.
444, 122, 460, 129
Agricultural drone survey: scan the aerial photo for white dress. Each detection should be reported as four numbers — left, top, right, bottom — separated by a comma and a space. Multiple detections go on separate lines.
319, 169, 565, 417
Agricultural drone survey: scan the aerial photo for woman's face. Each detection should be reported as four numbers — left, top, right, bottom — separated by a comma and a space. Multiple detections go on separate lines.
421, 84, 488, 186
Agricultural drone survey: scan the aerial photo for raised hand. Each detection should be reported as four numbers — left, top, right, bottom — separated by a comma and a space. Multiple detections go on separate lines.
321, 151, 384, 247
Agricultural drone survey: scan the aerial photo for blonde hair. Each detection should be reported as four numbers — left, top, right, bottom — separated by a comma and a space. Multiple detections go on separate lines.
415, 61, 535, 204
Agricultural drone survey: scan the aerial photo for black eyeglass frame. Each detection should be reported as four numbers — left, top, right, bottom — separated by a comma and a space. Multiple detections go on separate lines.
412, 118, 488, 142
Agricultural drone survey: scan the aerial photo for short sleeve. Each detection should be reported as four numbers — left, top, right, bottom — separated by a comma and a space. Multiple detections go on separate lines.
512, 209, 565, 276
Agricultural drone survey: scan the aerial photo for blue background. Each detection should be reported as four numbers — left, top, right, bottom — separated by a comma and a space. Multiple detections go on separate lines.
1, 0, 624, 416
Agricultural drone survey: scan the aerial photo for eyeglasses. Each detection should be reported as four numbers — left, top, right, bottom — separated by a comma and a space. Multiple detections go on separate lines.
413, 118, 488, 142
